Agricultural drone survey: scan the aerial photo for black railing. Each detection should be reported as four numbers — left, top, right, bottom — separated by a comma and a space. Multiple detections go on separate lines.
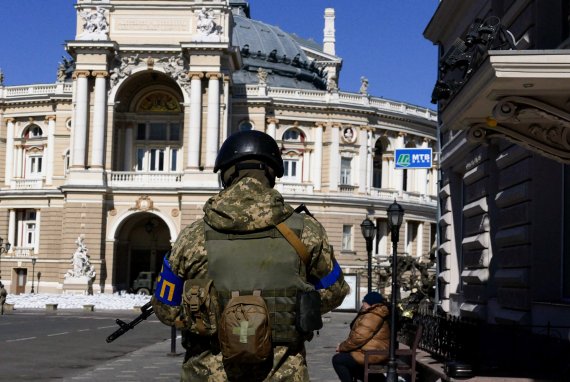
399, 309, 570, 379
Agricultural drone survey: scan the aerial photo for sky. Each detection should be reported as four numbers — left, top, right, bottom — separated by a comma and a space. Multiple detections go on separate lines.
0, 0, 439, 109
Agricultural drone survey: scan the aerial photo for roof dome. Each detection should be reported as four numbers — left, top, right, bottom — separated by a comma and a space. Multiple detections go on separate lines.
230, 9, 327, 90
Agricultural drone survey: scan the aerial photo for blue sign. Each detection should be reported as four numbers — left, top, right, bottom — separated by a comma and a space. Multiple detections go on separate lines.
395, 148, 433, 169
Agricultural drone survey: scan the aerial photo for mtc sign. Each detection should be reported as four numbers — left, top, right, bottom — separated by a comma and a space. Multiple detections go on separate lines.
395, 148, 433, 169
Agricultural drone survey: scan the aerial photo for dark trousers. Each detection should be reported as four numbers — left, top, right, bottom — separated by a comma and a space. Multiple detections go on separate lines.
332, 352, 386, 382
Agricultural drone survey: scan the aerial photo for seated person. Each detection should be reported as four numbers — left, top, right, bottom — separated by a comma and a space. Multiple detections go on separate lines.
332, 292, 390, 382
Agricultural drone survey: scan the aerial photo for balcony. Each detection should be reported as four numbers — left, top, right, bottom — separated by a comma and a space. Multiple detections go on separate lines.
6, 247, 35, 258
12, 178, 44, 190
107, 172, 183, 188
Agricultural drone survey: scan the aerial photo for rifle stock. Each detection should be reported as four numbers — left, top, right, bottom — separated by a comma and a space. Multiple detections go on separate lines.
106, 301, 155, 343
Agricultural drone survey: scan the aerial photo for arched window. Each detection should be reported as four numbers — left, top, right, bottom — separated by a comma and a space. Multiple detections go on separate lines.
22, 124, 43, 139
282, 127, 305, 143
373, 137, 388, 188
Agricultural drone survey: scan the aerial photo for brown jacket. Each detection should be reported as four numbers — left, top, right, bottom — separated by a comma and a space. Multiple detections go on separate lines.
338, 303, 390, 365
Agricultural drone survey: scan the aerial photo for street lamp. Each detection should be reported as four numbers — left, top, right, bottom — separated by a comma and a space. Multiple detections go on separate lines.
31, 257, 37, 294
360, 217, 376, 294
386, 200, 404, 382
0, 237, 11, 281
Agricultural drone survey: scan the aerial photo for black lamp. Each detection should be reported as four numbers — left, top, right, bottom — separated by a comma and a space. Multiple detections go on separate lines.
386, 200, 404, 382
360, 217, 376, 294
0, 237, 11, 281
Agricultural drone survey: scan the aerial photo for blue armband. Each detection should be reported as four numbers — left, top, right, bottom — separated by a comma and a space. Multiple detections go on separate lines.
311, 259, 342, 290
154, 254, 183, 306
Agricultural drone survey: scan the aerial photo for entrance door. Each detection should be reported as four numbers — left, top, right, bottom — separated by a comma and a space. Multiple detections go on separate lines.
14, 268, 27, 295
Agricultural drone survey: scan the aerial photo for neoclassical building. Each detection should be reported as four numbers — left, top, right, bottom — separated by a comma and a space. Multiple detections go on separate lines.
0, 0, 436, 298
424, 0, 570, 376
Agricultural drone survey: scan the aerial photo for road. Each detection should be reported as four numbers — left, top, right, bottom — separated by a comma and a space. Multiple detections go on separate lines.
0, 309, 172, 381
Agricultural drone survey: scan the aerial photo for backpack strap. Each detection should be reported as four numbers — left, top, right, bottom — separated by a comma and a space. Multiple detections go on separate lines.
276, 222, 310, 266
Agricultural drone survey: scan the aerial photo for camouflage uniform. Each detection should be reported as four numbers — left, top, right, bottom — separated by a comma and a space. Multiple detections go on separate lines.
0, 284, 6, 315
152, 176, 349, 381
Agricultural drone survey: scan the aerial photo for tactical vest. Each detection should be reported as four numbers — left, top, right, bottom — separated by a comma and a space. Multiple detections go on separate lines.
204, 213, 314, 344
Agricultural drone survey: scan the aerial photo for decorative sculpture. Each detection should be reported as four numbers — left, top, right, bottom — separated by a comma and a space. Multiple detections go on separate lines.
193, 7, 222, 42
360, 76, 369, 95
65, 235, 96, 280
78, 7, 109, 41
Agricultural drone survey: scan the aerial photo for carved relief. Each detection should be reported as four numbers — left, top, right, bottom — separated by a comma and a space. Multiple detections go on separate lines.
489, 96, 570, 162
193, 8, 222, 42
133, 195, 154, 211
136, 92, 181, 112
78, 7, 109, 41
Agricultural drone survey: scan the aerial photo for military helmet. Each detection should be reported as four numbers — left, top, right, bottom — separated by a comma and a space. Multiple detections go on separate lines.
214, 130, 284, 177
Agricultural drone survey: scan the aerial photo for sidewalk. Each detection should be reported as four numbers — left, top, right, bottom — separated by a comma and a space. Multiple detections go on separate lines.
64, 311, 355, 381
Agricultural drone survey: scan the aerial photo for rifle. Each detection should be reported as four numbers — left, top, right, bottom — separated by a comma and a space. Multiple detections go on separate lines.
106, 301, 155, 343
106, 205, 312, 343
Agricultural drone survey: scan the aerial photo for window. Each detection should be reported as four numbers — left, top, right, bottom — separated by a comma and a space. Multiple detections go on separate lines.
342, 225, 353, 251
23, 125, 43, 139
340, 158, 352, 185
283, 158, 300, 182
283, 128, 304, 142
16, 209, 37, 249
64, 149, 70, 173
29, 156, 43, 175
133, 121, 181, 172
373, 140, 386, 188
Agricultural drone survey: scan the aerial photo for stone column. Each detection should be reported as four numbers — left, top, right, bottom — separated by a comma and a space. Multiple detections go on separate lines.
329, 124, 340, 191
367, 129, 374, 192
313, 123, 324, 191
188, 72, 204, 169
417, 222, 424, 258
45, 116, 56, 185
419, 138, 429, 195
71, 70, 91, 169
358, 126, 368, 193
15, 145, 23, 179
266, 117, 278, 139
8, 210, 16, 251
394, 133, 405, 192
92, 71, 108, 169
4, 118, 15, 185
205, 73, 221, 168
381, 158, 390, 189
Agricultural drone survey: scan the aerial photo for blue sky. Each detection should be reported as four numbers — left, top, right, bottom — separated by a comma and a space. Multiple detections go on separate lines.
0, 0, 439, 109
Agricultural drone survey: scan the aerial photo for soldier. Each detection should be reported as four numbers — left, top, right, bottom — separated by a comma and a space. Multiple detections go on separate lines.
0, 282, 7, 315
151, 130, 349, 381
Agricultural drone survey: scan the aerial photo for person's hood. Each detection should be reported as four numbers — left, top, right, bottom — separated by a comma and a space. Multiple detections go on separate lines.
203, 176, 294, 232
364, 303, 390, 319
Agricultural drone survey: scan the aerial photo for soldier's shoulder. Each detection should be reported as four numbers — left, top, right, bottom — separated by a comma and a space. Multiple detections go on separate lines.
298, 213, 326, 235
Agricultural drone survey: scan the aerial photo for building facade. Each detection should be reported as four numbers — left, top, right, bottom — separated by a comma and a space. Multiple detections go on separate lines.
0, 0, 437, 298
425, 0, 570, 375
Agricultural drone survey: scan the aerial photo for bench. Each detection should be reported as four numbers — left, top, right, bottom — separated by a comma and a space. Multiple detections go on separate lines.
363, 324, 423, 382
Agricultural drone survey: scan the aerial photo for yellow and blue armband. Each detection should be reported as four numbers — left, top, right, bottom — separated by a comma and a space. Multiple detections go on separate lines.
154, 254, 183, 306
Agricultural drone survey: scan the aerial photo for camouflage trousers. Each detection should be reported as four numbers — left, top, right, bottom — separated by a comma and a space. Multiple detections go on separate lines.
180, 345, 310, 382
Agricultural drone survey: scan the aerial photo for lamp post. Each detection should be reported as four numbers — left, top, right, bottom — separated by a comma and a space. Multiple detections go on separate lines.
31, 257, 37, 294
360, 217, 376, 294
0, 237, 11, 281
386, 200, 404, 382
